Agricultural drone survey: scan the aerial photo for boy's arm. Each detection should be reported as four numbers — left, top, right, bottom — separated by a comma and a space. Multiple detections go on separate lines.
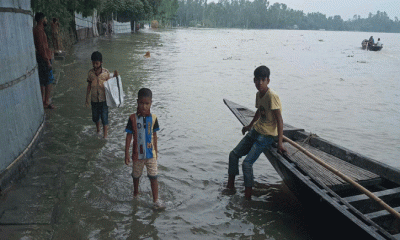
85, 82, 91, 107
272, 109, 286, 153
242, 109, 260, 135
125, 133, 133, 165
107, 70, 119, 80
153, 132, 158, 159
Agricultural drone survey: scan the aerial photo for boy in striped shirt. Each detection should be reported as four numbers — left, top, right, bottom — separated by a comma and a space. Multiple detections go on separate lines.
125, 88, 163, 208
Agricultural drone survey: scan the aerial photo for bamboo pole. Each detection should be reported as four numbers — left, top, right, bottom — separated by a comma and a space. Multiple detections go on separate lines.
283, 135, 400, 220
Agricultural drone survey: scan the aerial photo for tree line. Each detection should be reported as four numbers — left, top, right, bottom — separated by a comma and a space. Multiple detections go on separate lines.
30, 0, 400, 40
175, 0, 400, 32
30, 0, 177, 46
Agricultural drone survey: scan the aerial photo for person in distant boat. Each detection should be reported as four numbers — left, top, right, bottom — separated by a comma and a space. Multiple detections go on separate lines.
367, 36, 374, 50
33, 12, 55, 109
369, 36, 374, 44
124, 88, 164, 209
224, 65, 286, 201
375, 38, 383, 47
85, 51, 118, 138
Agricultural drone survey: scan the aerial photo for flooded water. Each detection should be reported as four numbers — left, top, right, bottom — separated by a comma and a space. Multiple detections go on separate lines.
8, 29, 400, 239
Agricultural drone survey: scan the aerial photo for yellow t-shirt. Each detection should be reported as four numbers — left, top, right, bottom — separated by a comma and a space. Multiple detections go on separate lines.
253, 88, 282, 136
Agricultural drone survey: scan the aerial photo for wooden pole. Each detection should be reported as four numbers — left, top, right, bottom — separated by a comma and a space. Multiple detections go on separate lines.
283, 135, 400, 220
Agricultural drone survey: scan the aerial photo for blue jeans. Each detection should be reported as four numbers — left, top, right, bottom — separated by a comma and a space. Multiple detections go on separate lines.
229, 129, 275, 187
91, 101, 109, 125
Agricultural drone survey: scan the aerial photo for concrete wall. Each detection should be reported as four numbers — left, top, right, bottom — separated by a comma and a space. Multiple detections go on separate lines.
0, 1, 44, 176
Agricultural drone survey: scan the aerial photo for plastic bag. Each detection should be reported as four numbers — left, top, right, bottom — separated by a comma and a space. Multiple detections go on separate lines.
104, 75, 124, 108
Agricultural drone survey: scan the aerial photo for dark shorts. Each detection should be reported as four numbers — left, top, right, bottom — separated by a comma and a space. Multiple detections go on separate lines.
91, 101, 109, 125
37, 55, 54, 87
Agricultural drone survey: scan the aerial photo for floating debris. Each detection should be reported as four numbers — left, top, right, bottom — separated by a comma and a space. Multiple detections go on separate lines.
319, 39, 324, 42
347, 55, 354, 57
357, 60, 367, 63
144, 51, 150, 58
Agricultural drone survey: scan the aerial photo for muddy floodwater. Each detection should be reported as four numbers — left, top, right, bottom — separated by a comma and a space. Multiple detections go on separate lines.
2, 28, 400, 239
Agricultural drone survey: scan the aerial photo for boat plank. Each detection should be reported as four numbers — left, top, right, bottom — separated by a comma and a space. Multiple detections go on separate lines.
365, 206, 400, 220
392, 233, 400, 240
344, 187, 400, 203
284, 142, 381, 188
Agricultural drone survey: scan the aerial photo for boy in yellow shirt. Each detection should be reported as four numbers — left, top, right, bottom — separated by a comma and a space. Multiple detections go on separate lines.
85, 51, 118, 138
225, 65, 286, 200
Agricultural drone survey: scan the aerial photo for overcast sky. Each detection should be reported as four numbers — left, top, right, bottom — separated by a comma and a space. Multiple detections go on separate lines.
270, 0, 399, 20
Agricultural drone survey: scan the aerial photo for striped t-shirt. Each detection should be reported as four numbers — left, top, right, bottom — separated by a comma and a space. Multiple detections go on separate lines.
125, 114, 160, 160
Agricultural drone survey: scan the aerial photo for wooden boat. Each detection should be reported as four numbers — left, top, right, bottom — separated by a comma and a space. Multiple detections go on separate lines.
369, 44, 383, 51
362, 39, 383, 51
224, 99, 400, 240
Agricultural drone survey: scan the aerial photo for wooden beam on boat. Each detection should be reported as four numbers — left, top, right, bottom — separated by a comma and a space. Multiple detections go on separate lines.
365, 206, 400, 220
344, 187, 400, 203
392, 233, 400, 239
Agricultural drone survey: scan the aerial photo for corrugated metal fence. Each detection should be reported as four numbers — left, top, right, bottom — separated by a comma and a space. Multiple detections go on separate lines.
75, 12, 132, 39
0, 0, 44, 187
113, 20, 131, 34
75, 11, 99, 40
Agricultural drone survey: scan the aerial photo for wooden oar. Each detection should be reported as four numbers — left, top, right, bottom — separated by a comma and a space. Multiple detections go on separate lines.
282, 135, 400, 220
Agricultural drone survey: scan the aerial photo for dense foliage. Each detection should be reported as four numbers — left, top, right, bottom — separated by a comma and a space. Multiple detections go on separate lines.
175, 0, 400, 32
31, 0, 400, 33
30, 0, 167, 26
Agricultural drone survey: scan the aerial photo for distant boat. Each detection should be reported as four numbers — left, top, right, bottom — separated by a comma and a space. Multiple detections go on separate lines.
362, 39, 383, 51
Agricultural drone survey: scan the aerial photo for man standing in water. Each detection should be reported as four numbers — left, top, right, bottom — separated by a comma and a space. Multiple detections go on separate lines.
51, 17, 62, 52
224, 65, 286, 200
33, 12, 55, 109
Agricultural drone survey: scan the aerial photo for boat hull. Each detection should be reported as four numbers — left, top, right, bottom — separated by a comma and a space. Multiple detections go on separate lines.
368, 45, 383, 51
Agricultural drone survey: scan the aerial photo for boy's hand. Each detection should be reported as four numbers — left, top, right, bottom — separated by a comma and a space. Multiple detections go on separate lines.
85, 101, 89, 108
125, 156, 130, 165
277, 144, 287, 154
242, 126, 251, 135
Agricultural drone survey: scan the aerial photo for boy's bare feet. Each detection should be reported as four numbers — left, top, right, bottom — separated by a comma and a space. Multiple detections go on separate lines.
103, 125, 108, 138
44, 103, 55, 109
96, 122, 101, 134
244, 187, 252, 201
153, 200, 166, 210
